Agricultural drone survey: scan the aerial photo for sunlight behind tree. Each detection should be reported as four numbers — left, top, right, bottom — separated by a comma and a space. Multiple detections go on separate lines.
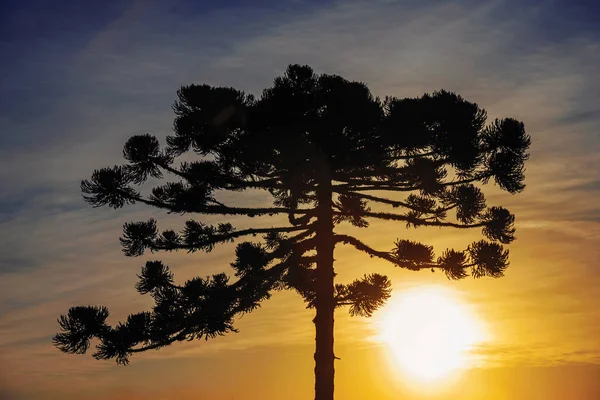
374, 286, 488, 383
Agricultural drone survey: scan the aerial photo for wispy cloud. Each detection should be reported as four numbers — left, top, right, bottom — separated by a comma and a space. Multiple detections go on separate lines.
470, 343, 600, 367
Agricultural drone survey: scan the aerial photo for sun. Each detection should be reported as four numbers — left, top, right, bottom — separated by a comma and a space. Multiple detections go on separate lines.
375, 286, 487, 383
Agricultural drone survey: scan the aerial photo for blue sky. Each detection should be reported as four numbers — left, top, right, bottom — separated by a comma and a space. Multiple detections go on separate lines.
0, 0, 599, 399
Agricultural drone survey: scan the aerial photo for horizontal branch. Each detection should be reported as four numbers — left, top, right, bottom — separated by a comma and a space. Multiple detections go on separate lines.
335, 190, 457, 214
130, 193, 314, 217
333, 190, 410, 208
341, 211, 483, 229
207, 225, 313, 242
151, 224, 314, 253
154, 159, 282, 191
393, 151, 437, 159
196, 205, 314, 217
441, 172, 493, 187
333, 183, 418, 192
129, 331, 187, 353
335, 173, 494, 193
334, 234, 438, 270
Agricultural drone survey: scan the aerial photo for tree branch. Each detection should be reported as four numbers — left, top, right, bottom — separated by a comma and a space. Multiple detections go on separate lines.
129, 332, 186, 353
441, 172, 493, 187
332, 183, 418, 192
335, 190, 457, 214
130, 192, 315, 217
393, 151, 437, 159
339, 211, 484, 228
152, 224, 315, 253
333, 235, 433, 270
154, 160, 282, 191
334, 173, 494, 192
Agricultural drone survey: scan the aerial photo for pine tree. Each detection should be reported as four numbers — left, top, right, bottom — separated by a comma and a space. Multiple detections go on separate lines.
53, 64, 530, 400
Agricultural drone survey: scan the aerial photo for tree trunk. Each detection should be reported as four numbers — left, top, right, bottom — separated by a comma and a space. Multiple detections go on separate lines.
314, 177, 335, 400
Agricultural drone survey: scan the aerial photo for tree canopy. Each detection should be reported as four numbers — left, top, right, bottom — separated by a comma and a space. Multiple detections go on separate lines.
53, 64, 530, 399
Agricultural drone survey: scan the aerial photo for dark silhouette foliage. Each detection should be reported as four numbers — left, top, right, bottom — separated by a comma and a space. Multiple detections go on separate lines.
53, 64, 530, 400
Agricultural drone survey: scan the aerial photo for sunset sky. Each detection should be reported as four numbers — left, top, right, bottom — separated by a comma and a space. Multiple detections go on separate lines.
1, 0, 599, 399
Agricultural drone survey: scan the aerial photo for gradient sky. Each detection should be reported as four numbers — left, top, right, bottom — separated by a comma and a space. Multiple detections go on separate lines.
1, 0, 599, 399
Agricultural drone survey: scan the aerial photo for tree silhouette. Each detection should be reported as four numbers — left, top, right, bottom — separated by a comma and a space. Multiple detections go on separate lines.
53, 64, 530, 400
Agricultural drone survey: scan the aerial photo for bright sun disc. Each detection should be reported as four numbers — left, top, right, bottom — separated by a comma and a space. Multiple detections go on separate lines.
376, 286, 487, 383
